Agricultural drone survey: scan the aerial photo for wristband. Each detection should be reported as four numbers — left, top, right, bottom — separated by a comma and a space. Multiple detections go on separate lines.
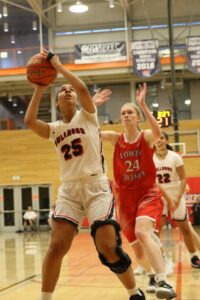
47, 51, 55, 60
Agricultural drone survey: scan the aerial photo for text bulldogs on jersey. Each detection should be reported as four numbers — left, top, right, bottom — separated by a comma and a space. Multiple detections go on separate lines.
54, 127, 85, 146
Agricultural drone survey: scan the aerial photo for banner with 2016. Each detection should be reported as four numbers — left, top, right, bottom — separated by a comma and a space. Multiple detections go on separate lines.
131, 39, 160, 78
186, 36, 200, 74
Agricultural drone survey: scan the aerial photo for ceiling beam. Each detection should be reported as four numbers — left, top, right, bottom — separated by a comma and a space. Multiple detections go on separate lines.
119, 0, 131, 19
119, 0, 130, 8
27, 0, 50, 28
0, 0, 33, 12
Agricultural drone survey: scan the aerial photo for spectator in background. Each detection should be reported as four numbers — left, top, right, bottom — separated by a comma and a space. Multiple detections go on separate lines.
23, 206, 37, 232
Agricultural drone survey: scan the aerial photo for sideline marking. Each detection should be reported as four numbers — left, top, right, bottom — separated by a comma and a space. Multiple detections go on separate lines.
176, 233, 183, 300
0, 275, 36, 292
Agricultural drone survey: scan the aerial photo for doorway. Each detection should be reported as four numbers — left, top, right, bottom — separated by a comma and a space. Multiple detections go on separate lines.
0, 185, 51, 232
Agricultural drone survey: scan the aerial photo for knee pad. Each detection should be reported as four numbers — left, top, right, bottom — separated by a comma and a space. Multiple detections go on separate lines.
91, 219, 131, 274
91, 219, 122, 244
99, 245, 132, 274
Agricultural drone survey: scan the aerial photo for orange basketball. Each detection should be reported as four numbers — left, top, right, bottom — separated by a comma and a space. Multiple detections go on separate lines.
26, 53, 57, 86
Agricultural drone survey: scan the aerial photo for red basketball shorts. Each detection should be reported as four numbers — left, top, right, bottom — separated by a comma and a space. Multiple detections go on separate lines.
117, 185, 163, 243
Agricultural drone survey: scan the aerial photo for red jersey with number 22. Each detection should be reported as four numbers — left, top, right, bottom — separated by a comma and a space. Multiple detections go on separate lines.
113, 131, 156, 190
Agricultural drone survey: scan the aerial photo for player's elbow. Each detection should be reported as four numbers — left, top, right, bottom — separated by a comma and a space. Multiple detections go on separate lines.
24, 115, 31, 127
24, 116, 36, 129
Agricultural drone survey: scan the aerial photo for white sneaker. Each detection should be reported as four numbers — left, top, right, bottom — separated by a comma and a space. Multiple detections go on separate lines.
156, 280, 176, 299
164, 257, 174, 277
134, 265, 145, 275
146, 275, 157, 293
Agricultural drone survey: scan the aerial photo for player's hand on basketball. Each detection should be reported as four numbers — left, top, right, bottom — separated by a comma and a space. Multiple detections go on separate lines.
48, 54, 62, 70
41, 49, 62, 69
135, 82, 147, 107
92, 88, 112, 107
43, 49, 62, 69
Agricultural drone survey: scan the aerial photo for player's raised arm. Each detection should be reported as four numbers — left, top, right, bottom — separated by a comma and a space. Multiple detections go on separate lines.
24, 84, 50, 139
136, 83, 161, 144
92, 88, 112, 106
46, 51, 95, 114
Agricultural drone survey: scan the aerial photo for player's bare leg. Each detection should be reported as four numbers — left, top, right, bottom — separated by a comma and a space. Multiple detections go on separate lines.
135, 218, 176, 299
94, 223, 146, 299
176, 220, 200, 268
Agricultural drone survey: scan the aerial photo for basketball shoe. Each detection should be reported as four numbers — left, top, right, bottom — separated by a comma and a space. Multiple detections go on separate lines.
156, 280, 176, 299
129, 289, 146, 300
191, 255, 200, 268
134, 265, 145, 275
146, 275, 157, 293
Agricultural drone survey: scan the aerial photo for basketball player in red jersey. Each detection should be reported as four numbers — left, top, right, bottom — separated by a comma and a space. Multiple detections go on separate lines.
101, 83, 176, 299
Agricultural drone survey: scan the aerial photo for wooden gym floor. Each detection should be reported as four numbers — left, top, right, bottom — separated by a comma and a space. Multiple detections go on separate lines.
0, 227, 200, 300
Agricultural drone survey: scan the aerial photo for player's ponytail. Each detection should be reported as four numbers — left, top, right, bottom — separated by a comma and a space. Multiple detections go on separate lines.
161, 131, 174, 151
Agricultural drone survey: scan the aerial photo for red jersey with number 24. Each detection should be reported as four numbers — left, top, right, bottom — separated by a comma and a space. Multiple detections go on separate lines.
113, 131, 156, 190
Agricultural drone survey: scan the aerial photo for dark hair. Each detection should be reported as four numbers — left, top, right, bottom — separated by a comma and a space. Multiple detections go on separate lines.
166, 144, 173, 151
161, 131, 174, 151
162, 131, 169, 140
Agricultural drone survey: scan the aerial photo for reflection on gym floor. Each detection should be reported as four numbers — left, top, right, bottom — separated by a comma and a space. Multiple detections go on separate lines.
0, 228, 200, 300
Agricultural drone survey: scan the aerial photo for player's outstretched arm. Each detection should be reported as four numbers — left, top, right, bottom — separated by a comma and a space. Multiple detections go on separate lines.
24, 84, 50, 139
136, 83, 161, 144
44, 50, 95, 114
92, 88, 112, 106
101, 131, 120, 146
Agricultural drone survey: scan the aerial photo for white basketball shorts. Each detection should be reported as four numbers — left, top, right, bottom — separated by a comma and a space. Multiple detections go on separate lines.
162, 195, 187, 221
53, 174, 116, 228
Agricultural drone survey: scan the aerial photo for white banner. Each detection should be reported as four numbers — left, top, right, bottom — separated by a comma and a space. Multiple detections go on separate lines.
74, 41, 127, 64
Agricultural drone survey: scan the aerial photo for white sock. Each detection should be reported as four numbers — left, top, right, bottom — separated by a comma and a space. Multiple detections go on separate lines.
190, 252, 197, 258
127, 287, 138, 296
39, 292, 53, 300
156, 273, 166, 283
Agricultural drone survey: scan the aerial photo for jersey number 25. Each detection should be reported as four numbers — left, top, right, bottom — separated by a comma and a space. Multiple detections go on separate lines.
61, 138, 83, 160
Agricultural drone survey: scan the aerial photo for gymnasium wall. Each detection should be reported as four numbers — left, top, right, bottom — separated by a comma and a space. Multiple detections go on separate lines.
0, 130, 60, 201
0, 119, 199, 203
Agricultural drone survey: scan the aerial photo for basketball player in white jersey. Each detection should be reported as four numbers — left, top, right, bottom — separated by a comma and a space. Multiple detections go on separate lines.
154, 131, 200, 268
24, 50, 145, 300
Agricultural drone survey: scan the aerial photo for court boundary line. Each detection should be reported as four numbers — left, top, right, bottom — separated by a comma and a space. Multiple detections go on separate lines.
0, 275, 37, 293
176, 233, 183, 300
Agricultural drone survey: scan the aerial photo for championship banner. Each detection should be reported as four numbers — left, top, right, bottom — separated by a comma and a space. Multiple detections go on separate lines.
74, 41, 127, 64
186, 36, 200, 73
131, 39, 160, 77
